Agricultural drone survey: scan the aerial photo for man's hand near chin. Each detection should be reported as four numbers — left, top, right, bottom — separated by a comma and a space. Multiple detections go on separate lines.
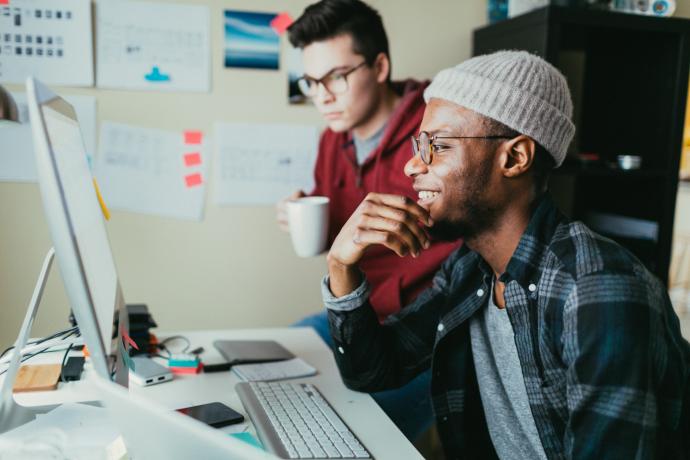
327, 193, 434, 297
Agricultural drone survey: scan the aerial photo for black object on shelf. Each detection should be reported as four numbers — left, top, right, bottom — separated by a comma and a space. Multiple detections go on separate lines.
473, 6, 690, 284
61, 356, 85, 382
113, 303, 158, 355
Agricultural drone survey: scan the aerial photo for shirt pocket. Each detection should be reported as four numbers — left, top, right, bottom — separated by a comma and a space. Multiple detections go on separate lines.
539, 367, 568, 422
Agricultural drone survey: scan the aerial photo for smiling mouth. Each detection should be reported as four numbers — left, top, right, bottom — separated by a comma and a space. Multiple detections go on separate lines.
417, 190, 440, 205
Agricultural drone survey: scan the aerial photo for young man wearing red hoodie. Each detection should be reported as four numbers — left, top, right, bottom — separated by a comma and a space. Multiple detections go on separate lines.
275, 0, 460, 442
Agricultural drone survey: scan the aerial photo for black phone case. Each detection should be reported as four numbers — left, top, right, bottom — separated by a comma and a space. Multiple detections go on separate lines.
177, 402, 245, 428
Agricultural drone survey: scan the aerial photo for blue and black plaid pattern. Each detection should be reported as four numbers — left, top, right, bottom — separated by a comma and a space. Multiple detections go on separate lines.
326, 195, 690, 460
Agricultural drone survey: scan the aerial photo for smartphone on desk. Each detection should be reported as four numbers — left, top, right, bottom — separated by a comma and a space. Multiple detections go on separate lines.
176, 402, 245, 428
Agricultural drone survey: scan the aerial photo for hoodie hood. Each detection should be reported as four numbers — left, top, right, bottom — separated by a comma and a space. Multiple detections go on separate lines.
322, 79, 429, 192
375, 79, 429, 156
329, 79, 428, 163
367, 79, 428, 191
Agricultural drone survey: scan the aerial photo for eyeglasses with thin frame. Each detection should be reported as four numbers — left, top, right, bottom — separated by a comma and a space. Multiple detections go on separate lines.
297, 61, 368, 97
410, 130, 514, 165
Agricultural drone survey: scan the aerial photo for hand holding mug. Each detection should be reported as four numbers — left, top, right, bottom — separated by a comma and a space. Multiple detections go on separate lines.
276, 190, 306, 232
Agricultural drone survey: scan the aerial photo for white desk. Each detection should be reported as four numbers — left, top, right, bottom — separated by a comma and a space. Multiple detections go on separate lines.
5, 327, 423, 460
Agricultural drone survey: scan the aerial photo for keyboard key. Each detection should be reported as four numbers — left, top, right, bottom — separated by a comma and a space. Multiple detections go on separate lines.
324, 446, 341, 458
334, 442, 354, 457
311, 447, 326, 458
297, 448, 313, 458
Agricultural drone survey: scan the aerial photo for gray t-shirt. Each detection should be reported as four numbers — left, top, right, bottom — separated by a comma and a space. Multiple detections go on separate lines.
469, 280, 548, 460
353, 123, 386, 165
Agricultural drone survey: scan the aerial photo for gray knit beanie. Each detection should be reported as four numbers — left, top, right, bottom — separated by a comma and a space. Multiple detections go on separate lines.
424, 50, 575, 167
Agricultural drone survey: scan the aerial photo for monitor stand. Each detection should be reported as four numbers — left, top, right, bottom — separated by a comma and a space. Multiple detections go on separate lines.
0, 247, 64, 434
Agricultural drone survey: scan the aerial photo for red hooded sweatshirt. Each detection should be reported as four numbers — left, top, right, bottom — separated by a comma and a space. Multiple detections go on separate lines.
311, 79, 461, 322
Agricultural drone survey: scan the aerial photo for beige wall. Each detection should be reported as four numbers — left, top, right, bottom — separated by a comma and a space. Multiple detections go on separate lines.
677, 0, 690, 18
0, 0, 487, 349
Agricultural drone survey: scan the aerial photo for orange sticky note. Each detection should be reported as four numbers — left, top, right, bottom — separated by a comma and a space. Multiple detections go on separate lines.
183, 152, 202, 167
185, 173, 203, 188
184, 131, 202, 144
270, 12, 293, 35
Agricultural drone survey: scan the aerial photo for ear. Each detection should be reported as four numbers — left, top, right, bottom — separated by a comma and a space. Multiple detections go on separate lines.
373, 52, 390, 84
500, 135, 535, 179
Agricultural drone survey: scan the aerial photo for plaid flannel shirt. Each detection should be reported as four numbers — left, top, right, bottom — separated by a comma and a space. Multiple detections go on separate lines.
323, 195, 690, 460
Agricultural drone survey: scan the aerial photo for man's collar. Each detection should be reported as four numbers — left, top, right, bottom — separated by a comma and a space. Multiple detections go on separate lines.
490, 194, 564, 289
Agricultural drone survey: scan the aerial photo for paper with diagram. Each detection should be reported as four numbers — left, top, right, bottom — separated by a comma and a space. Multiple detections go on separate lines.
0, 0, 94, 86
0, 92, 96, 182
214, 122, 319, 205
95, 122, 208, 221
96, 0, 210, 92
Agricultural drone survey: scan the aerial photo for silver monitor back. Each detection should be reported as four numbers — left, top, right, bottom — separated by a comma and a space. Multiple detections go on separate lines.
26, 77, 128, 386
91, 374, 277, 460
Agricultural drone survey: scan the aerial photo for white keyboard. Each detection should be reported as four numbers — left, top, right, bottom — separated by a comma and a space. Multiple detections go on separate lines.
236, 381, 373, 459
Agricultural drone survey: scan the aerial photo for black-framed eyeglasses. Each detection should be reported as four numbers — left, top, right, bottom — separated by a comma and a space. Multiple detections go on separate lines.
410, 130, 514, 165
297, 61, 368, 97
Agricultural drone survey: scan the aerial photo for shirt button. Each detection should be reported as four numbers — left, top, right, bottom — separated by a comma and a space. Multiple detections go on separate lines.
442, 416, 448, 422
437, 323, 444, 332
337, 346, 344, 354
528, 283, 537, 292
476, 288, 485, 297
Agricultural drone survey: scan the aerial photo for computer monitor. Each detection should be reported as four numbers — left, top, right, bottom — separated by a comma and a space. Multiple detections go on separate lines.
26, 77, 129, 386
92, 374, 276, 460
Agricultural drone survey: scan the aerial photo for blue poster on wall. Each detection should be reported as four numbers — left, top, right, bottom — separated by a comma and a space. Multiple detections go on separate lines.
224, 10, 280, 70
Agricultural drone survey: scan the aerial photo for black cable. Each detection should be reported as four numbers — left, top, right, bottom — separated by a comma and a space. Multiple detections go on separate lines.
0, 326, 79, 359
157, 335, 190, 355
34, 326, 78, 345
0, 328, 81, 377
0, 347, 51, 377
0, 346, 13, 360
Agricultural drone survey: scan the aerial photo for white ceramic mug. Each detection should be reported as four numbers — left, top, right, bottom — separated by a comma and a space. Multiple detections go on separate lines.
286, 196, 330, 257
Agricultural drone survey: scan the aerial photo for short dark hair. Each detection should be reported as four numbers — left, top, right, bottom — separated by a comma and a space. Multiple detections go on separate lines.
481, 116, 555, 192
287, 0, 390, 75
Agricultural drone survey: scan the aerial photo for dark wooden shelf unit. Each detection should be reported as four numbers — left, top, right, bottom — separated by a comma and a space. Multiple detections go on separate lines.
474, 6, 690, 284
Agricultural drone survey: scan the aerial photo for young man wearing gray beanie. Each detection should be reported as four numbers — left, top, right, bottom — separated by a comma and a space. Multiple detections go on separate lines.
322, 50, 690, 459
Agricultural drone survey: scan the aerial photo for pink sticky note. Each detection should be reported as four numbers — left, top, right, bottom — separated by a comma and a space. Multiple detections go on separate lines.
270, 12, 294, 35
184, 152, 202, 167
121, 325, 139, 350
185, 173, 203, 188
184, 131, 203, 144
0, 0, 9, 5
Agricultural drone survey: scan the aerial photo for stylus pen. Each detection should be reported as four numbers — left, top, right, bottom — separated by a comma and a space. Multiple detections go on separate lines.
203, 360, 276, 373
203, 362, 233, 373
